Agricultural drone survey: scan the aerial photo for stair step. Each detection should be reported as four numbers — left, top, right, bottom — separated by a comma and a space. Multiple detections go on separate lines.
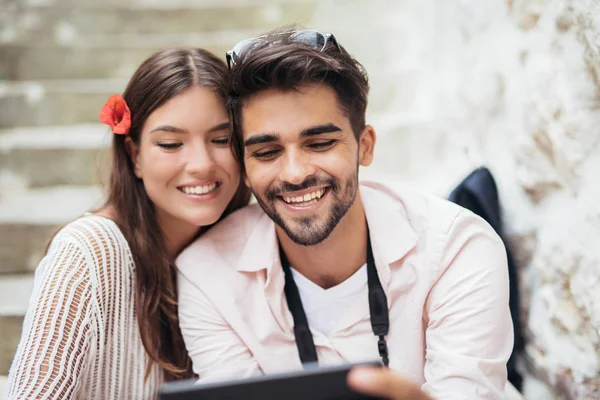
1, 375, 6, 397
0, 315, 23, 376
0, 185, 104, 224
0, 79, 126, 128
1, 30, 257, 80
3, 2, 315, 39
0, 124, 111, 187
0, 186, 104, 273
0, 273, 33, 376
0, 274, 33, 316
9, 0, 312, 8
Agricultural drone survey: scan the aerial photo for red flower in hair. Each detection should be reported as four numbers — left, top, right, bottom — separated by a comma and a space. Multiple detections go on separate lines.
99, 94, 131, 135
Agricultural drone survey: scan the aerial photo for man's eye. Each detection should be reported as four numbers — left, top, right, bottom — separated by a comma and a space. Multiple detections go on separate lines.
309, 140, 336, 150
252, 149, 280, 160
157, 142, 182, 150
212, 137, 230, 145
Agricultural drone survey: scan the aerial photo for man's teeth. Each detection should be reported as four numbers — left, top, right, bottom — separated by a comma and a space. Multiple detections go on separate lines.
181, 183, 218, 195
283, 188, 326, 205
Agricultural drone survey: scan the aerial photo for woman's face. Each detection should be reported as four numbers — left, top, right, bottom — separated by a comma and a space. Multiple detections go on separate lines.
129, 86, 241, 235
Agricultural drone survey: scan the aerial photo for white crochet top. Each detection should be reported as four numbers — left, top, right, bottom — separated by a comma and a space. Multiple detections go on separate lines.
5, 215, 161, 399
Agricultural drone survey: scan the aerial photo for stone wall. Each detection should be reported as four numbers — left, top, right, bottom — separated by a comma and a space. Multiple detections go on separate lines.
311, 0, 600, 398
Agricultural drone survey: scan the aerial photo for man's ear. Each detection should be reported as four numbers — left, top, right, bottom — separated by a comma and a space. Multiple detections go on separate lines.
358, 125, 376, 167
125, 136, 142, 179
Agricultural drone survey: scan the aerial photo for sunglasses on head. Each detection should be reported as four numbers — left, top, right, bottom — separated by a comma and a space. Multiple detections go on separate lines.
226, 29, 339, 69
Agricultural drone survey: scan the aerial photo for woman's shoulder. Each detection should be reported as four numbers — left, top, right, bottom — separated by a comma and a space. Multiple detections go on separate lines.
49, 214, 132, 266
44, 214, 136, 300
53, 214, 125, 245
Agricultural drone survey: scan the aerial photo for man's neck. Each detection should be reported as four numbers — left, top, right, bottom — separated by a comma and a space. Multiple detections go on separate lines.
277, 193, 367, 289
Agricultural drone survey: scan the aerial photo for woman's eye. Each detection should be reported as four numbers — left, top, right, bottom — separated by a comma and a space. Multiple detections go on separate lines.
212, 137, 230, 145
157, 142, 182, 150
309, 140, 336, 150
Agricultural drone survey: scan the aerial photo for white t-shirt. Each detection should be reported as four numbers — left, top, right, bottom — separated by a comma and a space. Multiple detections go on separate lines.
290, 264, 367, 337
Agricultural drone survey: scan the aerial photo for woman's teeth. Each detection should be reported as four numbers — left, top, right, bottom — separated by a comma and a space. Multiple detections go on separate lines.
282, 188, 326, 206
181, 183, 218, 195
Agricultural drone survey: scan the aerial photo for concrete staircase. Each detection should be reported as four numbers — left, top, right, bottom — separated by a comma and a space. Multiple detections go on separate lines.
0, 0, 316, 383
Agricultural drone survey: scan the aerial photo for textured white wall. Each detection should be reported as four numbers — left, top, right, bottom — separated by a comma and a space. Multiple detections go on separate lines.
311, 0, 600, 398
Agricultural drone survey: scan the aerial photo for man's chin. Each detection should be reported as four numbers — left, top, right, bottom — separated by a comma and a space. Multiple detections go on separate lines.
278, 213, 318, 232
286, 232, 326, 247
268, 204, 333, 245
277, 220, 332, 246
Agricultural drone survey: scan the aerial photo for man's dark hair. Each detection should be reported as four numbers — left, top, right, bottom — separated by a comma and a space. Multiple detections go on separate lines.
227, 26, 370, 162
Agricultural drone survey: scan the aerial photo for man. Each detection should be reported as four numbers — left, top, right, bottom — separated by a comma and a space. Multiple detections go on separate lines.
177, 28, 513, 399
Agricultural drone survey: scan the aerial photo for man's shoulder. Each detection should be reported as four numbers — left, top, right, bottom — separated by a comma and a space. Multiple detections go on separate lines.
176, 203, 268, 272
361, 180, 466, 235
362, 179, 503, 280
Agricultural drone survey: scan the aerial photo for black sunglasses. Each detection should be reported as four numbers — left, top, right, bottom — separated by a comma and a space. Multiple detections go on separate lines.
226, 29, 339, 70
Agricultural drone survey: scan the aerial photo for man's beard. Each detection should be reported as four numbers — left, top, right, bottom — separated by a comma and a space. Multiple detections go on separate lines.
253, 172, 358, 246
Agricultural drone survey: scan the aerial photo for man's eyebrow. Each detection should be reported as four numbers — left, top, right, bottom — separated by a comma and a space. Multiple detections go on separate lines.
299, 123, 342, 138
244, 133, 280, 147
243, 124, 341, 147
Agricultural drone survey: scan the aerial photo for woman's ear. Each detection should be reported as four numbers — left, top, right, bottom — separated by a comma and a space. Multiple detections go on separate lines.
125, 136, 142, 179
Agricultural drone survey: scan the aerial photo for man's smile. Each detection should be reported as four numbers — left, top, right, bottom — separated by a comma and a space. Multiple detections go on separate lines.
277, 186, 330, 209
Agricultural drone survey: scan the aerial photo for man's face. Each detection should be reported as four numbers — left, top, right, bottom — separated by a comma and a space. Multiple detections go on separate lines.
241, 83, 374, 246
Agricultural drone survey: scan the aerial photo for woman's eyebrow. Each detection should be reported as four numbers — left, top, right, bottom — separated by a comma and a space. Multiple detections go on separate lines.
207, 121, 231, 133
150, 125, 187, 134
150, 121, 230, 134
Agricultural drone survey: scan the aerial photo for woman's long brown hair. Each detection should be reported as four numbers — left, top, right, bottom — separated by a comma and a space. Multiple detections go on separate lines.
103, 48, 250, 381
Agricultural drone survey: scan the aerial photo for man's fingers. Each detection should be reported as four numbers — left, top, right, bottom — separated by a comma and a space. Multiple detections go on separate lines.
347, 367, 412, 399
347, 367, 434, 400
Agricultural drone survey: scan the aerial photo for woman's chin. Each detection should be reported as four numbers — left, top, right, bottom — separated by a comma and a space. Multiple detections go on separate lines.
183, 212, 222, 228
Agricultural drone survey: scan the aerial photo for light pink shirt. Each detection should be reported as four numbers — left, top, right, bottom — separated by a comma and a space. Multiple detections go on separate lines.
177, 181, 514, 399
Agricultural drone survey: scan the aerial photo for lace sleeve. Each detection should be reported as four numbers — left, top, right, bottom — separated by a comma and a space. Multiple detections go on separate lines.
5, 238, 96, 400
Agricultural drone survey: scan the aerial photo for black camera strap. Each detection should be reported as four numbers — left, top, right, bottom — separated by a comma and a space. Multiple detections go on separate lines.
279, 225, 390, 367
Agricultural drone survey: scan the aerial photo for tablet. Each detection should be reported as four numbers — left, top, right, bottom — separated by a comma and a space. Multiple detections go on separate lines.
158, 361, 384, 400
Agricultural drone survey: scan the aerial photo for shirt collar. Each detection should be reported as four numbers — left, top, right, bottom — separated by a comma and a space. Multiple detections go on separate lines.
361, 181, 419, 287
361, 182, 418, 265
236, 209, 279, 273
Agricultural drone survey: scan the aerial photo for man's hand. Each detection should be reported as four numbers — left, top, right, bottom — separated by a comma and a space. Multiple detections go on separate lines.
347, 367, 435, 400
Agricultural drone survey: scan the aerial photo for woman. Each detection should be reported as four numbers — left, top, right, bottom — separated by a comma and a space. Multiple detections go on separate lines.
5, 48, 250, 399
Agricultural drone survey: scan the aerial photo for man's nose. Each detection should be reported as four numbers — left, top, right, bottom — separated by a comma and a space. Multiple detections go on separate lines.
279, 149, 315, 186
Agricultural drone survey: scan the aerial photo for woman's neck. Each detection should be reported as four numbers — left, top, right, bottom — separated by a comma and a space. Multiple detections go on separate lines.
155, 211, 202, 260
96, 205, 201, 260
